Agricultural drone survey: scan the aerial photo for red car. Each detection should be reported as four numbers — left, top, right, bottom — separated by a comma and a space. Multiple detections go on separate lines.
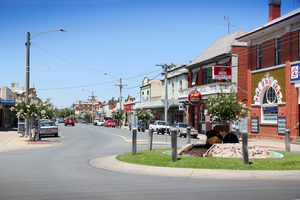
65, 117, 75, 126
104, 120, 117, 127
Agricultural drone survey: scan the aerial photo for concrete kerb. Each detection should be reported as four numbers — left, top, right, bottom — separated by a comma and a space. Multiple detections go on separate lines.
89, 155, 300, 180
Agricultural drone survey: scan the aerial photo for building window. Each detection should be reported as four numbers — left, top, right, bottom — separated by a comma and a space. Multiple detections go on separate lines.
276, 37, 281, 65
192, 72, 198, 86
179, 80, 182, 90
261, 87, 278, 123
257, 44, 262, 69
204, 67, 215, 84
172, 83, 174, 98
147, 90, 149, 95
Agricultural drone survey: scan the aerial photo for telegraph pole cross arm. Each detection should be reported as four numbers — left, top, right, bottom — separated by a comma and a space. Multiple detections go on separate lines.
114, 78, 127, 110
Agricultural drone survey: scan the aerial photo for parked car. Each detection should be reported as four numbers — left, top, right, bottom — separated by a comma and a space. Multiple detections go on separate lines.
129, 121, 141, 131
104, 120, 117, 127
58, 118, 65, 123
172, 123, 198, 138
65, 117, 75, 126
39, 120, 59, 137
93, 118, 101, 125
96, 119, 105, 126
148, 120, 170, 134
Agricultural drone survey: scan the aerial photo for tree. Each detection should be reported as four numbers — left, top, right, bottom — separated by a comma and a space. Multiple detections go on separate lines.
107, 97, 118, 105
133, 109, 153, 121
204, 88, 251, 124
10, 96, 55, 119
112, 109, 125, 128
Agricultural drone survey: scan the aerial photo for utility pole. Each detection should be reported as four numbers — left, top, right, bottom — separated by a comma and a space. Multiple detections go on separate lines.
156, 63, 176, 140
89, 92, 97, 123
114, 78, 127, 110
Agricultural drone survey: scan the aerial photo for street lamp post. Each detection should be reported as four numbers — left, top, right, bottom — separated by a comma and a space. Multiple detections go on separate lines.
24, 29, 67, 137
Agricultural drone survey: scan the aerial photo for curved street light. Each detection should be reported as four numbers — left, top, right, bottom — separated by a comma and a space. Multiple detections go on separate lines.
24, 29, 67, 137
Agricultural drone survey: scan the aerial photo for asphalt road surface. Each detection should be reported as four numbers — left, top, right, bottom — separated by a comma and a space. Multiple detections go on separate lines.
0, 123, 300, 200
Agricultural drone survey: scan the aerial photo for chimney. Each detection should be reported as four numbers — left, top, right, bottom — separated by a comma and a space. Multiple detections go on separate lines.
268, 0, 281, 22
11, 82, 15, 92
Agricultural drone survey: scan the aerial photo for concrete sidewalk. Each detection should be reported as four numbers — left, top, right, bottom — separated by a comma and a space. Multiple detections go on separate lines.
0, 129, 57, 152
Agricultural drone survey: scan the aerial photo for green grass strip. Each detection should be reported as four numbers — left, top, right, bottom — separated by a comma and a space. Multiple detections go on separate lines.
116, 149, 300, 170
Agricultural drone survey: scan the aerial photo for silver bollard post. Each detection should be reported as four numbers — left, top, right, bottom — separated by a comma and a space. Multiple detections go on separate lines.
285, 129, 290, 152
186, 126, 191, 144
132, 128, 137, 155
171, 128, 177, 162
148, 128, 153, 150
242, 130, 249, 165
235, 128, 240, 142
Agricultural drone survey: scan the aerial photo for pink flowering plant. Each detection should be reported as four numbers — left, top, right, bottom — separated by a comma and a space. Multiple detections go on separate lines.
204, 88, 251, 123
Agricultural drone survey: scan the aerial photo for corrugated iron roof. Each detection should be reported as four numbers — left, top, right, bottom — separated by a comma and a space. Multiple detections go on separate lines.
187, 29, 247, 69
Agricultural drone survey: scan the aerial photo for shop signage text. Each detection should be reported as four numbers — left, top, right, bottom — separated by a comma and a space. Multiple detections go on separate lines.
213, 66, 232, 79
291, 63, 300, 81
188, 90, 202, 105
254, 74, 282, 104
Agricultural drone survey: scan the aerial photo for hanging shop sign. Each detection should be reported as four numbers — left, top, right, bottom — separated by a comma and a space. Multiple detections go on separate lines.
254, 74, 282, 104
291, 63, 300, 82
212, 66, 232, 79
188, 90, 202, 105
124, 105, 133, 111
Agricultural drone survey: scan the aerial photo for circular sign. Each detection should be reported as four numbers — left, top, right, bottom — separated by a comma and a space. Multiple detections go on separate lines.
188, 90, 202, 105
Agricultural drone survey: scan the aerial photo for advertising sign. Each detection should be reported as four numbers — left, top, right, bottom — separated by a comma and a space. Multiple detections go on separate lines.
179, 103, 186, 110
291, 63, 300, 82
213, 66, 232, 79
188, 90, 202, 105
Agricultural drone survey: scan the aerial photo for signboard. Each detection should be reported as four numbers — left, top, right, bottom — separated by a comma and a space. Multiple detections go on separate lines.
124, 105, 133, 111
291, 63, 300, 82
0, 100, 14, 103
277, 116, 286, 134
251, 117, 259, 133
213, 66, 232, 79
188, 90, 202, 105
161, 99, 173, 110
179, 104, 186, 111
131, 116, 138, 130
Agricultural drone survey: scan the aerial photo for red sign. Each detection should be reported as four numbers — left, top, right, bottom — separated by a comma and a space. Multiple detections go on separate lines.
188, 90, 202, 105
213, 66, 232, 79
124, 105, 133, 111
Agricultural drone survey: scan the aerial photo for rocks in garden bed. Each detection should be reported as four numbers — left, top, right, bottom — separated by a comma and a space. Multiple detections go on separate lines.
205, 143, 271, 158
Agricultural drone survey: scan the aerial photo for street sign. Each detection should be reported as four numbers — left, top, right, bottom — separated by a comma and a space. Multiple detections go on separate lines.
161, 99, 173, 110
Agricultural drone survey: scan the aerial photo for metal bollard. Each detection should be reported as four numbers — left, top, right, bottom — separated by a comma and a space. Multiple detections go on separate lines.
148, 128, 153, 150
186, 127, 191, 144
171, 128, 177, 162
132, 128, 137, 155
285, 129, 290, 152
242, 130, 249, 165
235, 128, 240, 142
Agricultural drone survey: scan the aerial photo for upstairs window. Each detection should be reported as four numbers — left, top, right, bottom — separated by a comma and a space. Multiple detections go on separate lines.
276, 37, 281, 65
257, 44, 262, 69
192, 72, 198, 86
204, 67, 215, 84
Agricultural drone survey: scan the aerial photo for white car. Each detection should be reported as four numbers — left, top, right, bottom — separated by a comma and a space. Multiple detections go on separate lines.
93, 118, 101, 125
172, 123, 198, 138
96, 119, 105, 126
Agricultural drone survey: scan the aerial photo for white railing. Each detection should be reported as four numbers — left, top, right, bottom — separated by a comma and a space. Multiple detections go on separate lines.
178, 82, 236, 100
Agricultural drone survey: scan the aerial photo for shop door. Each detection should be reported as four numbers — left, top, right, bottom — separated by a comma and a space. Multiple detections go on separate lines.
198, 105, 206, 134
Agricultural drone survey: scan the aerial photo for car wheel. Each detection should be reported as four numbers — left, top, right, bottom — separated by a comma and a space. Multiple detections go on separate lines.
156, 129, 159, 134
54, 133, 58, 137
177, 131, 181, 137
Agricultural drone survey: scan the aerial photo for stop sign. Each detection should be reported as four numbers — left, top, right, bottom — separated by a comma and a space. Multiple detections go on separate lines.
188, 90, 202, 105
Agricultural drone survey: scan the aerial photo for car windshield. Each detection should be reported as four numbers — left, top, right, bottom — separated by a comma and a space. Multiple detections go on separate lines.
157, 122, 168, 125
107, 120, 114, 123
41, 122, 56, 127
179, 123, 189, 128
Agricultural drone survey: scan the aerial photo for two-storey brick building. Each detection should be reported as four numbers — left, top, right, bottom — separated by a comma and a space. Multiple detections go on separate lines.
238, 0, 300, 141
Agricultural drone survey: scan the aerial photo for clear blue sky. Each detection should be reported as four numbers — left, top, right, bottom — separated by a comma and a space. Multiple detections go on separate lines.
0, 0, 299, 109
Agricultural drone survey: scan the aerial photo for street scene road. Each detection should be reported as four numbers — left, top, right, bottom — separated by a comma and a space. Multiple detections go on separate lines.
1, 124, 300, 200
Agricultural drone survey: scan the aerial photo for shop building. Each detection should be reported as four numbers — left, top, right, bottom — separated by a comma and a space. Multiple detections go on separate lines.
237, 1, 300, 141
179, 29, 248, 133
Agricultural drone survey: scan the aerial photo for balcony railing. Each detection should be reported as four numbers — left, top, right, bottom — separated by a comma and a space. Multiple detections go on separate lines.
178, 82, 236, 101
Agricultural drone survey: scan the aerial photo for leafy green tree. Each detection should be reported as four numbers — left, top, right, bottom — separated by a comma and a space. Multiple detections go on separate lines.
112, 109, 125, 128
107, 97, 118, 105
204, 88, 251, 123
